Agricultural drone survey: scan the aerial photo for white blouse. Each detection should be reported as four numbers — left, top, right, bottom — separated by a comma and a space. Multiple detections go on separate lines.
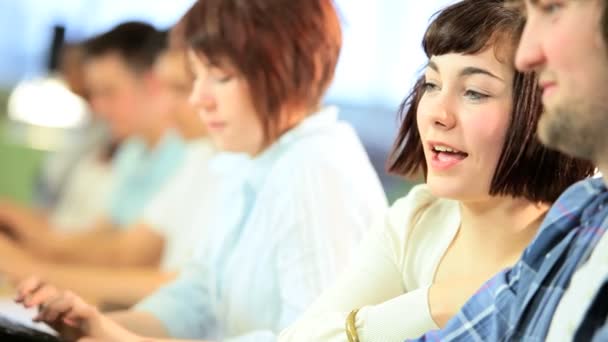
135, 107, 388, 341
141, 138, 217, 272
279, 184, 461, 342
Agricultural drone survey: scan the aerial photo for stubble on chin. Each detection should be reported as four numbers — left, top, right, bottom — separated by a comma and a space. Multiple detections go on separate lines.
537, 104, 597, 161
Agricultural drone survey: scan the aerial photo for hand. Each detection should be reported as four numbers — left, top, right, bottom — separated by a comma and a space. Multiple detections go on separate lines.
15, 276, 140, 342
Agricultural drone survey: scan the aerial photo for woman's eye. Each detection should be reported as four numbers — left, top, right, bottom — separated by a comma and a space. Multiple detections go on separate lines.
210, 66, 234, 83
422, 82, 439, 92
539, 2, 563, 15
464, 90, 490, 101
214, 75, 233, 83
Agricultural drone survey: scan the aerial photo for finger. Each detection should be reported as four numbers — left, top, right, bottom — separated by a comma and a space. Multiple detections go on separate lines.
40, 291, 94, 328
15, 275, 43, 302
23, 284, 58, 308
63, 295, 96, 324
62, 316, 79, 328
15, 275, 45, 302
34, 291, 64, 322
36, 291, 77, 323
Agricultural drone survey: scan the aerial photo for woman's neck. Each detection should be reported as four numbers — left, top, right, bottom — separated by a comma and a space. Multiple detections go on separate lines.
247, 107, 312, 158
458, 196, 549, 262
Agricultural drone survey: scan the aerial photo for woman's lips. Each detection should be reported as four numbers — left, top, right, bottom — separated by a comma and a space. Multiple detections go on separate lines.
429, 150, 468, 171
205, 121, 227, 131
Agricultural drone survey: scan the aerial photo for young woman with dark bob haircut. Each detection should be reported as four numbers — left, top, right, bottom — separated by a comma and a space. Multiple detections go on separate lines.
280, 0, 595, 340
14, 0, 387, 341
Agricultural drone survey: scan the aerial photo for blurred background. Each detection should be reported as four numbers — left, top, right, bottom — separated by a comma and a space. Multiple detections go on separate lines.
0, 0, 455, 204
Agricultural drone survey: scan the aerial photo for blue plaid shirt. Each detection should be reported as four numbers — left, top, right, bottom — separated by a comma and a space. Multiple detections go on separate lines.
408, 177, 608, 342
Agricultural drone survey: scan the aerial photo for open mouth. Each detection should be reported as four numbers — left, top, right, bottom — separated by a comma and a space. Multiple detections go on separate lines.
429, 143, 469, 170
431, 144, 468, 159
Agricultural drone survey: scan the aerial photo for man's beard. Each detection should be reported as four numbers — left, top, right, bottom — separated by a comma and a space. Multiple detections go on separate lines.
537, 100, 608, 163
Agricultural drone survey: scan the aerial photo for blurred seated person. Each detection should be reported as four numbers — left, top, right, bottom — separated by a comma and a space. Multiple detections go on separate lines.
58, 42, 89, 100
0, 22, 195, 268
33, 42, 117, 229
0, 43, 217, 308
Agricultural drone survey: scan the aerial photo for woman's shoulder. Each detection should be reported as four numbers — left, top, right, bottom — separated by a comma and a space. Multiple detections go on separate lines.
278, 120, 363, 161
268, 121, 377, 185
378, 184, 459, 287
388, 184, 453, 223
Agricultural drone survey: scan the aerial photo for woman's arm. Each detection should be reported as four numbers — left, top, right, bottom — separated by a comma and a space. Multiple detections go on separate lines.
279, 185, 443, 342
15, 276, 211, 341
109, 310, 171, 338
29, 222, 165, 267
15, 277, 152, 341
24, 262, 176, 308
278, 225, 405, 342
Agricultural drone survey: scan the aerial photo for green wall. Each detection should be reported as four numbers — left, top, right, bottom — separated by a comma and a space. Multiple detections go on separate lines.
0, 91, 46, 204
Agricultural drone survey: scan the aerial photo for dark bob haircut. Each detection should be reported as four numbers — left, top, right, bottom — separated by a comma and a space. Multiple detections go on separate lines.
173, 0, 342, 141
387, 0, 595, 203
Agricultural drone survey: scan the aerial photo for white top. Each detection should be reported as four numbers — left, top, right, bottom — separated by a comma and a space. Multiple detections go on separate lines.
49, 144, 114, 231
36, 119, 108, 210
140, 138, 216, 272
279, 184, 461, 342
546, 228, 608, 341
136, 107, 388, 342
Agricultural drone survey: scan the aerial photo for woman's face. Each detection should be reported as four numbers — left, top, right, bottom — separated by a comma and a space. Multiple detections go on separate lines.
417, 47, 515, 202
188, 50, 264, 155
154, 50, 206, 138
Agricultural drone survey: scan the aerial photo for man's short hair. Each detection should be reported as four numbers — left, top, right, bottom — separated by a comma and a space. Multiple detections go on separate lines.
83, 22, 167, 74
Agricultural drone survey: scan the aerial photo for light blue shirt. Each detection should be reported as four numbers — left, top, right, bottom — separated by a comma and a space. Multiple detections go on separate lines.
107, 130, 187, 226
136, 107, 388, 341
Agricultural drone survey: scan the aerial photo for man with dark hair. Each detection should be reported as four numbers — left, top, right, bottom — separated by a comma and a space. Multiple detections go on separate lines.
81, 22, 170, 147
16, 26, 167, 233
83, 22, 167, 76
402, 0, 608, 341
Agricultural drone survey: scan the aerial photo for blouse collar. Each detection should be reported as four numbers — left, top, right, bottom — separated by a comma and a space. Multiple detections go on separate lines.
209, 106, 339, 194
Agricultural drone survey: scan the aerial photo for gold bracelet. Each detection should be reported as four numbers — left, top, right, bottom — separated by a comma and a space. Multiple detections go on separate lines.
345, 308, 360, 342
